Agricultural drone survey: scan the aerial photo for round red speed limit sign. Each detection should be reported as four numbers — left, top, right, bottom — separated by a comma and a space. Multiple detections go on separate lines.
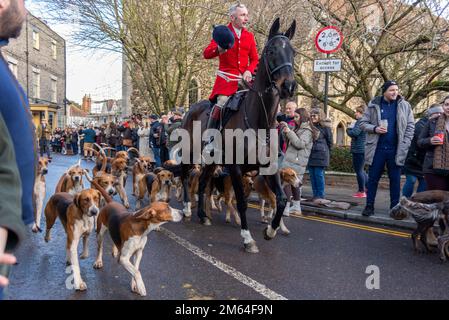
315, 26, 343, 54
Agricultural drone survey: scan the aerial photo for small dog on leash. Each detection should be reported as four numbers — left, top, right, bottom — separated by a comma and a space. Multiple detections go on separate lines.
390, 190, 449, 253
32, 157, 50, 233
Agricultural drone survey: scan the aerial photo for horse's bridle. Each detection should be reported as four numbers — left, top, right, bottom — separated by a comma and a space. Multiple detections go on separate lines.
262, 35, 294, 93
243, 35, 294, 130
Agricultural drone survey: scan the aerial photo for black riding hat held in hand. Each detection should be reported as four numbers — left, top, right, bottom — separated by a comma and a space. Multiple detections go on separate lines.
212, 25, 235, 50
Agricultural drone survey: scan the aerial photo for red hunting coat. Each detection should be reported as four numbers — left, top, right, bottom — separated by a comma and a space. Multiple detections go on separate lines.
203, 23, 259, 101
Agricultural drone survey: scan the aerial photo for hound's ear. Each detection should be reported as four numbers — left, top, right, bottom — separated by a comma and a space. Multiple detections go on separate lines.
284, 20, 296, 40
269, 18, 281, 39
135, 208, 156, 220
153, 167, 163, 174
95, 190, 102, 204
74, 194, 81, 208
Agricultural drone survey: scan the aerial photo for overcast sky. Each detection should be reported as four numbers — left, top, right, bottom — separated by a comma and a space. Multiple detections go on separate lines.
27, 1, 122, 105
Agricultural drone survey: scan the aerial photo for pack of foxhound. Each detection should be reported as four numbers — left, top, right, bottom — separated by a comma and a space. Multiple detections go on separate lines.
33, 144, 449, 296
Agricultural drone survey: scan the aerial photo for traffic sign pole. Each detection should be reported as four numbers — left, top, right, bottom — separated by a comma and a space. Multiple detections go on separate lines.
324, 53, 329, 116
314, 26, 343, 117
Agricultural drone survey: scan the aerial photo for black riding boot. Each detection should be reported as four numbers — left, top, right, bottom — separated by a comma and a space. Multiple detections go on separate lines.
204, 104, 222, 152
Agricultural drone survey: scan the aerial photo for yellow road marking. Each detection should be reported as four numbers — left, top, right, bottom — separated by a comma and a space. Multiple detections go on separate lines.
247, 203, 411, 239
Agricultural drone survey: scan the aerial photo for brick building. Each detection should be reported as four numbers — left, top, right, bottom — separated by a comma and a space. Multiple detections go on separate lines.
1, 11, 66, 129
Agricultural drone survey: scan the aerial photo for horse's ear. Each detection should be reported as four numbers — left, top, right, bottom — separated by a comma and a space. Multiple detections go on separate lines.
268, 18, 280, 38
284, 20, 296, 40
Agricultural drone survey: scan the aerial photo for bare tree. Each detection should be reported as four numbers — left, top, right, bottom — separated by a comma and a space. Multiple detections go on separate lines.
38, 0, 224, 114
296, 0, 449, 118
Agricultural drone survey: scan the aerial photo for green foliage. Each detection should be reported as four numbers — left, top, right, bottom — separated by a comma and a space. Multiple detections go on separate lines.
329, 146, 354, 173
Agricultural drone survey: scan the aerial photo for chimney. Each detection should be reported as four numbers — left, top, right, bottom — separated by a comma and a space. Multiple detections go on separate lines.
82, 94, 92, 113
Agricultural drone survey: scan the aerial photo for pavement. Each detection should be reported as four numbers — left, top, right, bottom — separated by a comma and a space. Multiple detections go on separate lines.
248, 180, 417, 231
298, 185, 415, 230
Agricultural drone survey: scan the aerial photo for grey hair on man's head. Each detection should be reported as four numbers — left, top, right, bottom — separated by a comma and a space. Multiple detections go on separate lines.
229, 3, 247, 17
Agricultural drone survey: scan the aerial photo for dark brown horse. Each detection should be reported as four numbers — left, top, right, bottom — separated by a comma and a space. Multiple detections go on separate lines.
178, 18, 297, 253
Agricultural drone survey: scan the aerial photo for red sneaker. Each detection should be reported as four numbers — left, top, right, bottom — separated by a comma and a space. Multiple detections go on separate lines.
352, 192, 367, 198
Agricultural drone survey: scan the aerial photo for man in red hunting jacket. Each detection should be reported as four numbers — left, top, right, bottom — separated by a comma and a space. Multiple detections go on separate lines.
203, 3, 259, 133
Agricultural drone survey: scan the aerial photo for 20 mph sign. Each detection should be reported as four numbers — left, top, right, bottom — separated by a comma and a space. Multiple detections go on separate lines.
315, 26, 343, 54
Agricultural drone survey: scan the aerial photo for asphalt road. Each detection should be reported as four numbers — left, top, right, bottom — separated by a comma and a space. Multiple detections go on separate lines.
7, 154, 449, 300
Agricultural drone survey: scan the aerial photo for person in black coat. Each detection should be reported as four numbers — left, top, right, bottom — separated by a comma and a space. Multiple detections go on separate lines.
149, 115, 162, 167
400, 107, 440, 197
307, 108, 333, 203
417, 102, 449, 191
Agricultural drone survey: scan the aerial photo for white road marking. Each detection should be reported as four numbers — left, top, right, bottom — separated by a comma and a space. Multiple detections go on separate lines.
160, 227, 288, 300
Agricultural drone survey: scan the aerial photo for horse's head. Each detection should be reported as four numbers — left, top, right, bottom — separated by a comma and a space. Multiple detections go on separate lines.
261, 18, 297, 99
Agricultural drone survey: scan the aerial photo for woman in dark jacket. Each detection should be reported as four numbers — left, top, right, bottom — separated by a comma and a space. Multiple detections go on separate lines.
307, 108, 333, 204
346, 106, 368, 198
417, 100, 449, 191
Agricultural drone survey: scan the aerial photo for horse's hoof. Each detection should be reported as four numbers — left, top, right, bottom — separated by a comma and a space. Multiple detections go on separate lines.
244, 241, 259, 253
201, 217, 211, 226
263, 226, 277, 240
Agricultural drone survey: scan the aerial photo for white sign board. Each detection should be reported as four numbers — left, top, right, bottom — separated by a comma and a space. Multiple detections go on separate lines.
313, 59, 342, 72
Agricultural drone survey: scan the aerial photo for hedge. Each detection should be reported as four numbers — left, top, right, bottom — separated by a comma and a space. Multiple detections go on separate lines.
328, 146, 354, 173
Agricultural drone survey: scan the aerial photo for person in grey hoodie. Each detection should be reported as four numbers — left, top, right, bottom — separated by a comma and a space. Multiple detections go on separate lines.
359, 81, 415, 216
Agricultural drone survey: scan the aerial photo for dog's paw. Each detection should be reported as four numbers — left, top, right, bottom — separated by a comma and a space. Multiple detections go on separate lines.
135, 281, 146, 297
76, 281, 87, 291
31, 224, 41, 233
112, 247, 119, 258
93, 261, 103, 269
80, 252, 89, 260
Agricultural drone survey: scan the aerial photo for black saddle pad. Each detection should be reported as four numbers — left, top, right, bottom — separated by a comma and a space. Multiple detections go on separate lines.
221, 91, 247, 129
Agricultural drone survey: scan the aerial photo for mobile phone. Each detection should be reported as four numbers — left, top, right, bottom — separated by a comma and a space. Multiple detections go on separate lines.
0, 264, 11, 279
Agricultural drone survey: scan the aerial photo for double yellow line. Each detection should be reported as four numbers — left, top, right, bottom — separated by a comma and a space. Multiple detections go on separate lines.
247, 203, 411, 239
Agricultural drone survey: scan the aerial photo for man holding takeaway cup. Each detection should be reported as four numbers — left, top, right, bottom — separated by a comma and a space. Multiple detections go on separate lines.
359, 81, 415, 216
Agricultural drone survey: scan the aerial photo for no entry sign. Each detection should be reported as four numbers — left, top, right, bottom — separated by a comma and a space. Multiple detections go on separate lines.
315, 26, 343, 54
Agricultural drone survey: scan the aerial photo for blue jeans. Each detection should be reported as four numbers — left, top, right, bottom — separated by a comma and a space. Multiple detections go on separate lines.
0, 287, 3, 300
402, 174, 427, 198
71, 142, 78, 155
352, 152, 368, 192
308, 166, 325, 198
152, 146, 161, 167
367, 148, 402, 209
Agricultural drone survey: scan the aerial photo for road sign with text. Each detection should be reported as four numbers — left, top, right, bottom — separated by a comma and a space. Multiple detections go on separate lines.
313, 59, 342, 72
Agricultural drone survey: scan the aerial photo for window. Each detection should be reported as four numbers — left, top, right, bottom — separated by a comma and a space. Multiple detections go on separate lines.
51, 39, 57, 59
51, 76, 57, 103
6, 56, 18, 78
32, 30, 40, 50
32, 68, 40, 99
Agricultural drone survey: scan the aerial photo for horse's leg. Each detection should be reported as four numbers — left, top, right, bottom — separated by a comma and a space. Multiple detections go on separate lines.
264, 173, 287, 240
228, 165, 258, 253
197, 165, 214, 225
181, 164, 192, 219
